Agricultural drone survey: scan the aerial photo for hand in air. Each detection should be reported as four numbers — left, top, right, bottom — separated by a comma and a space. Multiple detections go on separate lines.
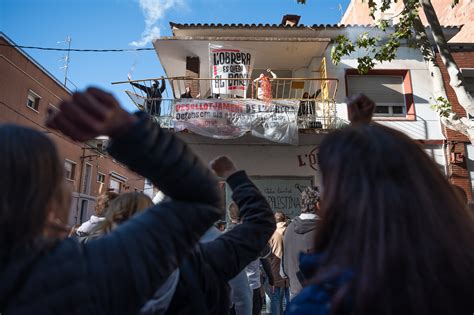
209, 156, 238, 179
347, 93, 375, 125
46, 87, 137, 142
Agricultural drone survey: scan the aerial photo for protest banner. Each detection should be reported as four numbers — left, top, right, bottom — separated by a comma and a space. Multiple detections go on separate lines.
173, 98, 299, 144
209, 44, 254, 98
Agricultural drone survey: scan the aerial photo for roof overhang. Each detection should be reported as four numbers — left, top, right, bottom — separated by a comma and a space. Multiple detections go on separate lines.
153, 36, 331, 79
168, 22, 462, 43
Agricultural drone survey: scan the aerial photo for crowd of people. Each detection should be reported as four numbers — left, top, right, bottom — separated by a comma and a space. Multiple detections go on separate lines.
1, 86, 474, 315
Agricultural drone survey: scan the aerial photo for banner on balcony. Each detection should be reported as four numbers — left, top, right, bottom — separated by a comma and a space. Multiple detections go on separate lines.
209, 44, 254, 98
174, 99, 299, 145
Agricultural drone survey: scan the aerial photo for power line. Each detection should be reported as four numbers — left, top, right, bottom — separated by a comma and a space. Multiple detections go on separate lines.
0, 43, 154, 52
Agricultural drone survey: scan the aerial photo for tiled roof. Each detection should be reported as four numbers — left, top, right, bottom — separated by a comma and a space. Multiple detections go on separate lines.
169, 22, 461, 30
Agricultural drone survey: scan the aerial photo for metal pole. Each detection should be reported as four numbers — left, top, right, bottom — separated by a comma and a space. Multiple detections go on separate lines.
64, 36, 71, 87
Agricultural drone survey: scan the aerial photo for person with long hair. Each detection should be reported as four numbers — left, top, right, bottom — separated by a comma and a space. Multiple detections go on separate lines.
0, 87, 223, 314
286, 95, 474, 315
87, 192, 153, 239
76, 191, 118, 240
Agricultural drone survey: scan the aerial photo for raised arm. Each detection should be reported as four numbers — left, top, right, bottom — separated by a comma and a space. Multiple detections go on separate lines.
267, 68, 277, 80
130, 81, 149, 93
106, 113, 220, 205
199, 156, 276, 281
159, 77, 166, 94
46, 87, 222, 314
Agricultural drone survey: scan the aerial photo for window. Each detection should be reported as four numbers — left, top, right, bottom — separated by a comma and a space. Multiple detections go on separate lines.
109, 178, 122, 193
461, 69, 474, 94
26, 90, 41, 111
461, 69, 474, 119
64, 160, 76, 180
347, 75, 406, 117
97, 172, 105, 183
79, 199, 88, 223
109, 172, 127, 193
81, 164, 92, 195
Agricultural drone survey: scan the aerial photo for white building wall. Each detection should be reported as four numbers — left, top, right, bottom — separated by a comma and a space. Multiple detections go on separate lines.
324, 45, 445, 141
179, 135, 447, 184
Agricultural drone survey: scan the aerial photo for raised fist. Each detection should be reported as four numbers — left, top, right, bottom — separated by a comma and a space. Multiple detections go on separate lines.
209, 156, 238, 179
347, 94, 376, 125
46, 87, 137, 142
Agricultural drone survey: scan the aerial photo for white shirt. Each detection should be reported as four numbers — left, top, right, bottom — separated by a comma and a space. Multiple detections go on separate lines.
299, 213, 318, 220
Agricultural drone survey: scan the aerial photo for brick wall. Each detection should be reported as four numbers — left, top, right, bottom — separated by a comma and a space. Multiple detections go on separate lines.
0, 36, 146, 224
436, 49, 474, 199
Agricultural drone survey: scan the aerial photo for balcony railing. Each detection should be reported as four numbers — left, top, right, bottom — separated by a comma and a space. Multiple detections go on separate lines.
113, 77, 346, 130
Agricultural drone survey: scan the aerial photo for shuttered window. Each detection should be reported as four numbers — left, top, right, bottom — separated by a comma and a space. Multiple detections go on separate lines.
460, 69, 474, 119
347, 75, 406, 117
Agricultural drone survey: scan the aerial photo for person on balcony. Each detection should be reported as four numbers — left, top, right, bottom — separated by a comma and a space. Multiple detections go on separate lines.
180, 85, 193, 99
129, 76, 166, 116
254, 69, 277, 101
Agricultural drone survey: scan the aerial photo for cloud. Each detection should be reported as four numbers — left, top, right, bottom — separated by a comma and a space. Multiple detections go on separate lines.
130, 0, 184, 47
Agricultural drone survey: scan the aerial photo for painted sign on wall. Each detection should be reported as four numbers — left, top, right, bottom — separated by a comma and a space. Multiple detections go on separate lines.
297, 147, 319, 171
226, 176, 313, 218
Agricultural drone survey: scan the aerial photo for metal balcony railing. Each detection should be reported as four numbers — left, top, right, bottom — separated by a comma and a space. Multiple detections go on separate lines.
112, 77, 345, 130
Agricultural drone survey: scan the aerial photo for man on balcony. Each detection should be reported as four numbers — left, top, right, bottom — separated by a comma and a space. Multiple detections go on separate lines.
129, 76, 166, 116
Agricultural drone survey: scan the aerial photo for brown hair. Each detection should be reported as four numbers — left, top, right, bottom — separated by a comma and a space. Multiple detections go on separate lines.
95, 191, 119, 217
314, 123, 474, 314
0, 125, 66, 253
451, 184, 468, 205
274, 211, 286, 223
93, 192, 153, 235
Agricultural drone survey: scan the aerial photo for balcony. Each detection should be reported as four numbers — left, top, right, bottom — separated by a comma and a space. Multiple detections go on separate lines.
113, 76, 346, 131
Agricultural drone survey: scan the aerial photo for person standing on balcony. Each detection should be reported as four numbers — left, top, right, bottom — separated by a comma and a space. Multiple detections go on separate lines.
180, 85, 193, 99
254, 69, 277, 101
129, 76, 166, 116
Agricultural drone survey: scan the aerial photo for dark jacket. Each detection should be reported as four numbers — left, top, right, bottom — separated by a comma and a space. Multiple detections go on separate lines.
180, 91, 193, 98
282, 216, 319, 297
131, 79, 166, 115
0, 113, 222, 315
164, 170, 276, 315
268, 222, 288, 288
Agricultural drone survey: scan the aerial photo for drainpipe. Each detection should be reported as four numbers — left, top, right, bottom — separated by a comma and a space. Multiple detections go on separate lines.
75, 145, 86, 224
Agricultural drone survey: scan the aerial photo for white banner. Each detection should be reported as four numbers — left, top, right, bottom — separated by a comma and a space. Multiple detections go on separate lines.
209, 44, 254, 98
174, 99, 299, 145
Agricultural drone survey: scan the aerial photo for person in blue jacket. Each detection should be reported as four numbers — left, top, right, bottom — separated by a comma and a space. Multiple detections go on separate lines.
286, 94, 474, 315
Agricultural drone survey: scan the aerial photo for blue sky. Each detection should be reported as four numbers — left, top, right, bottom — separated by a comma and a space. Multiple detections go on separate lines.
1, 0, 349, 111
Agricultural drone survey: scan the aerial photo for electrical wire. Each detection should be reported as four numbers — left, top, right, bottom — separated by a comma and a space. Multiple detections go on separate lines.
0, 43, 154, 52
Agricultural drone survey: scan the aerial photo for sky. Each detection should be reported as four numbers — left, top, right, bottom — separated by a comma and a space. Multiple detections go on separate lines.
1, 0, 349, 111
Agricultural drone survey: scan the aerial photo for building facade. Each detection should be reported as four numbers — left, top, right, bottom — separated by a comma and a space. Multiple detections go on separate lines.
115, 16, 458, 217
0, 33, 146, 225
341, 0, 474, 199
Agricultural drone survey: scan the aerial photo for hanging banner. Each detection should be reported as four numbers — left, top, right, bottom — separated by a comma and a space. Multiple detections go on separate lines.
209, 44, 254, 98
174, 99, 299, 145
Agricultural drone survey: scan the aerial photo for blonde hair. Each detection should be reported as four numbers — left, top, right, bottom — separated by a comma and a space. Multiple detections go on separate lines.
95, 191, 119, 217
93, 192, 153, 235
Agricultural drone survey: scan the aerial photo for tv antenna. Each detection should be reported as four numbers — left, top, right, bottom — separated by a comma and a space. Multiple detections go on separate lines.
58, 36, 72, 87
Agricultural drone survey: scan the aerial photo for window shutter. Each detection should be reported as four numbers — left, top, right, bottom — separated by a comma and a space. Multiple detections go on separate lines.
347, 75, 405, 105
